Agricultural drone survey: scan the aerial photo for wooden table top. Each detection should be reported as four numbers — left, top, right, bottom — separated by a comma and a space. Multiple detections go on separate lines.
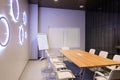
59, 50, 120, 68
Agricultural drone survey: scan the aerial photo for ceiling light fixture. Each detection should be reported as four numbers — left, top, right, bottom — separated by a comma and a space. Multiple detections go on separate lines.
80, 5, 84, 8
54, 0, 58, 2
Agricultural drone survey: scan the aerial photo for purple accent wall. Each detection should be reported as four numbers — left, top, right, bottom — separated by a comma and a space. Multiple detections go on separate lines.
29, 4, 38, 59
39, 7, 85, 50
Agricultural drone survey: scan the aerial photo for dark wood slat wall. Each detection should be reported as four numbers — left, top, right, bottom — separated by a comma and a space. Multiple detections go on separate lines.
85, 4, 120, 55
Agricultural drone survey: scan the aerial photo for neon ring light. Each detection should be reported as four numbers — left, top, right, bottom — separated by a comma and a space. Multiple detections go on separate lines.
23, 12, 27, 25
25, 31, 27, 39
0, 17, 10, 47
19, 25, 25, 45
10, 0, 19, 22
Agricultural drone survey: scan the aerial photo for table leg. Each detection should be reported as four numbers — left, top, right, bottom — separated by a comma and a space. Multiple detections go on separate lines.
77, 68, 86, 80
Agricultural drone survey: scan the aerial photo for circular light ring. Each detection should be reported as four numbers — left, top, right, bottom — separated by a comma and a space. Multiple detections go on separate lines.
10, 0, 20, 22
22, 11, 27, 25
19, 25, 25, 45
25, 31, 27, 39
0, 17, 10, 47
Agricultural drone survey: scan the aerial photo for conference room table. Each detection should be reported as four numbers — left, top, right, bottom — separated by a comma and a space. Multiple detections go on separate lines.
59, 49, 120, 80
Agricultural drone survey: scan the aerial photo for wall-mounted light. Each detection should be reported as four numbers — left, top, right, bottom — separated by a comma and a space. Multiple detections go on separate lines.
19, 25, 25, 45
80, 5, 84, 8
0, 17, 10, 48
25, 31, 27, 39
10, 0, 19, 22
54, 0, 58, 2
22, 11, 27, 25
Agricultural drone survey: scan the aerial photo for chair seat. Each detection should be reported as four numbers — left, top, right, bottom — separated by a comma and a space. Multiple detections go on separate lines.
53, 63, 66, 69
95, 76, 108, 80
57, 70, 75, 80
51, 58, 62, 63
94, 69, 120, 80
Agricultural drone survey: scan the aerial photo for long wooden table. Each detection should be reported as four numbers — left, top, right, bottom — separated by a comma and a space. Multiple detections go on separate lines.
59, 50, 120, 68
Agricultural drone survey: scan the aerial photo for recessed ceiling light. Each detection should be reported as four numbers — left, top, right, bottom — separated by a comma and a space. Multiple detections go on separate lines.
54, 0, 58, 2
80, 5, 84, 8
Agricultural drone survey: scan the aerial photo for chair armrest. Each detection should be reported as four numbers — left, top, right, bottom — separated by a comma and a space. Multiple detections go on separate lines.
55, 62, 66, 65
94, 71, 108, 80
95, 71, 105, 76
59, 69, 71, 72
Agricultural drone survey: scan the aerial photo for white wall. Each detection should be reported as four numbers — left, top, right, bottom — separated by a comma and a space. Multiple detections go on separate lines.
39, 7, 85, 50
0, 0, 30, 80
29, 4, 38, 59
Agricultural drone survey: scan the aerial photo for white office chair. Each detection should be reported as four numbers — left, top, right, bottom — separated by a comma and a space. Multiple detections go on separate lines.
56, 69, 75, 80
60, 47, 70, 61
46, 51, 65, 69
46, 51, 68, 71
45, 51, 70, 79
96, 51, 109, 71
48, 53, 75, 80
89, 51, 109, 72
61, 47, 70, 61
45, 50, 75, 80
94, 69, 120, 80
89, 49, 96, 54
42, 51, 57, 80
105, 54, 120, 70
99, 51, 109, 58
61, 47, 70, 50
49, 57, 67, 70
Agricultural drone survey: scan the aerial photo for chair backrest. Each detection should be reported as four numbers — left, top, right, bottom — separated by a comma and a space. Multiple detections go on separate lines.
99, 51, 108, 58
61, 47, 70, 50
113, 55, 120, 62
108, 69, 120, 80
89, 49, 96, 54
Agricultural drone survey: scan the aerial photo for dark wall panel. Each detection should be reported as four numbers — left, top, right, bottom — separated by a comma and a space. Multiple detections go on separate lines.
86, 11, 120, 55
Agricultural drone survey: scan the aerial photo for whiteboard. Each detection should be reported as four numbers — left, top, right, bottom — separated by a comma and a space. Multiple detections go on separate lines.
48, 28, 64, 48
48, 27, 80, 48
64, 28, 80, 47
37, 34, 49, 50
